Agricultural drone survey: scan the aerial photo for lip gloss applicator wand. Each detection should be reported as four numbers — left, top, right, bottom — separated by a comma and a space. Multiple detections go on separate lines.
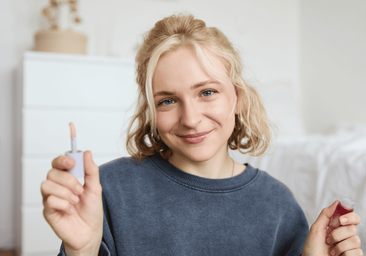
65, 122, 84, 178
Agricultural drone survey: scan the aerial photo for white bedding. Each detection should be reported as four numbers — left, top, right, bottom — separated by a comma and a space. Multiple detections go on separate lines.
230, 123, 366, 251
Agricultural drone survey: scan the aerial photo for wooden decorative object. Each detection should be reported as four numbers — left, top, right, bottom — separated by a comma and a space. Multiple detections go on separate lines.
34, 0, 87, 54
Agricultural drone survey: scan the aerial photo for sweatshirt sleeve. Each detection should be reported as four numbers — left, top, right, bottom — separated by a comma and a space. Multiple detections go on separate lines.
57, 241, 110, 256
274, 192, 309, 256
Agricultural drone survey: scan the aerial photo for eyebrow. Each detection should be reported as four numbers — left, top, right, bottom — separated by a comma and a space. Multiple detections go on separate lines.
153, 79, 219, 97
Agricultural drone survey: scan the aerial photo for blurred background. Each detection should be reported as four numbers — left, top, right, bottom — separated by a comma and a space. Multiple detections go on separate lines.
0, 0, 365, 255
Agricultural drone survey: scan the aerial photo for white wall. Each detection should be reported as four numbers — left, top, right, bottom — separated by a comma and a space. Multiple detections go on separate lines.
300, 0, 366, 133
0, 0, 330, 249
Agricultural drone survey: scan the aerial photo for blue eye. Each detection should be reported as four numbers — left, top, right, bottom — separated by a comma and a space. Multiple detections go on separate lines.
201, 90, 216, 97
158, 99, 175, 106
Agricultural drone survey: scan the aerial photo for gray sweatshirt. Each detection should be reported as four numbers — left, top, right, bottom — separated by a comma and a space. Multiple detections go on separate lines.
58, 153, 308, 255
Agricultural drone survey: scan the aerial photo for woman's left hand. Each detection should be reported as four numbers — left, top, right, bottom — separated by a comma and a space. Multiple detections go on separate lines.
302, 200, 362, 256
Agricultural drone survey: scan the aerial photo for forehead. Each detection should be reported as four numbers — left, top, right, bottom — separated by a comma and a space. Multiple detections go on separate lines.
152, 46, 227, 91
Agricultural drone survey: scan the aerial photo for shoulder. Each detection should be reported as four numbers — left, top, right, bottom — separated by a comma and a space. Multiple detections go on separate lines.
249, 166, 309, 234
249, 166, 303, 214
99, 156, 142, 173
252, 167, 294, 197
98, 156, 154, 185
257, 170, 294, 197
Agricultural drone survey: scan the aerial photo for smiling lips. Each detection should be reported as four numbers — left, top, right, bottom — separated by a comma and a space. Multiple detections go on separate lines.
179, 131, 212, 144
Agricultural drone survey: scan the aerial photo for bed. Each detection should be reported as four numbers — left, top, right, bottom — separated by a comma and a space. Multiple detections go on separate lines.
230, 123, 366, 251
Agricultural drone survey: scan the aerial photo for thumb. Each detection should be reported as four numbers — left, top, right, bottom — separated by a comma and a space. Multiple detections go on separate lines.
312, 200, 339, 231
83, 150, 100, 189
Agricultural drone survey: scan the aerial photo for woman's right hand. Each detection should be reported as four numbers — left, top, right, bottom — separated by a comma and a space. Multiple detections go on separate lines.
41, 151, 103, 256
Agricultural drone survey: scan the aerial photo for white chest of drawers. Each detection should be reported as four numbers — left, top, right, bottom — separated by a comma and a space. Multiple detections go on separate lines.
14, 52, 136, 256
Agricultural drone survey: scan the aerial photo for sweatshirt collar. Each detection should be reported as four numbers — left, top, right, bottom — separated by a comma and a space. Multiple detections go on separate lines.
148, 152, 259, 193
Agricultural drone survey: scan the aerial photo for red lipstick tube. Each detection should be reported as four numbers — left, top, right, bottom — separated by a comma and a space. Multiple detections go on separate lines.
328, 197, 355, 232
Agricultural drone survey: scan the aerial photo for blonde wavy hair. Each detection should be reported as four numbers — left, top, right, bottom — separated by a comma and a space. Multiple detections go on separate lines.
126, 13, 272, 161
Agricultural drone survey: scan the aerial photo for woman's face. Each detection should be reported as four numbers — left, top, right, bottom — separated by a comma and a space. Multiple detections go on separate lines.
152, 46, 237, 163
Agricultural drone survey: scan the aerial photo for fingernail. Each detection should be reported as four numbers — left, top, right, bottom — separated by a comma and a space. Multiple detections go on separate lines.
66, 159, 73, 168
340, 216, 348, 224
76, 184, 84, 194
326, 236, 331, 244
330, 249, 335, 256
71, 194, 79, 204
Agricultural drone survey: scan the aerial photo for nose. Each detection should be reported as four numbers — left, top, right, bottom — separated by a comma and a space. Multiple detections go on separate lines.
179, 100, 202, 128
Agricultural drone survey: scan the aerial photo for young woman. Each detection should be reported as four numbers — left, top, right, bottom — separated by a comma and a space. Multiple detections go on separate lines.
41, 14, 362, 256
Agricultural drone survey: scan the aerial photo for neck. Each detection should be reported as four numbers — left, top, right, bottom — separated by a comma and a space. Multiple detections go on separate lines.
168, 147, 234, 179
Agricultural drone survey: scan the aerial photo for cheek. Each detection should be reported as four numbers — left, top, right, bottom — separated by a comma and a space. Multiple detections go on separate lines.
156, 111, 178, 133
206, 96, 235, 123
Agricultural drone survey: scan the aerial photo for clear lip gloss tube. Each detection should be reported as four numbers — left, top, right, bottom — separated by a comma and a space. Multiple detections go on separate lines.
65, 122, 84, 178
328, 197, 355, 232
